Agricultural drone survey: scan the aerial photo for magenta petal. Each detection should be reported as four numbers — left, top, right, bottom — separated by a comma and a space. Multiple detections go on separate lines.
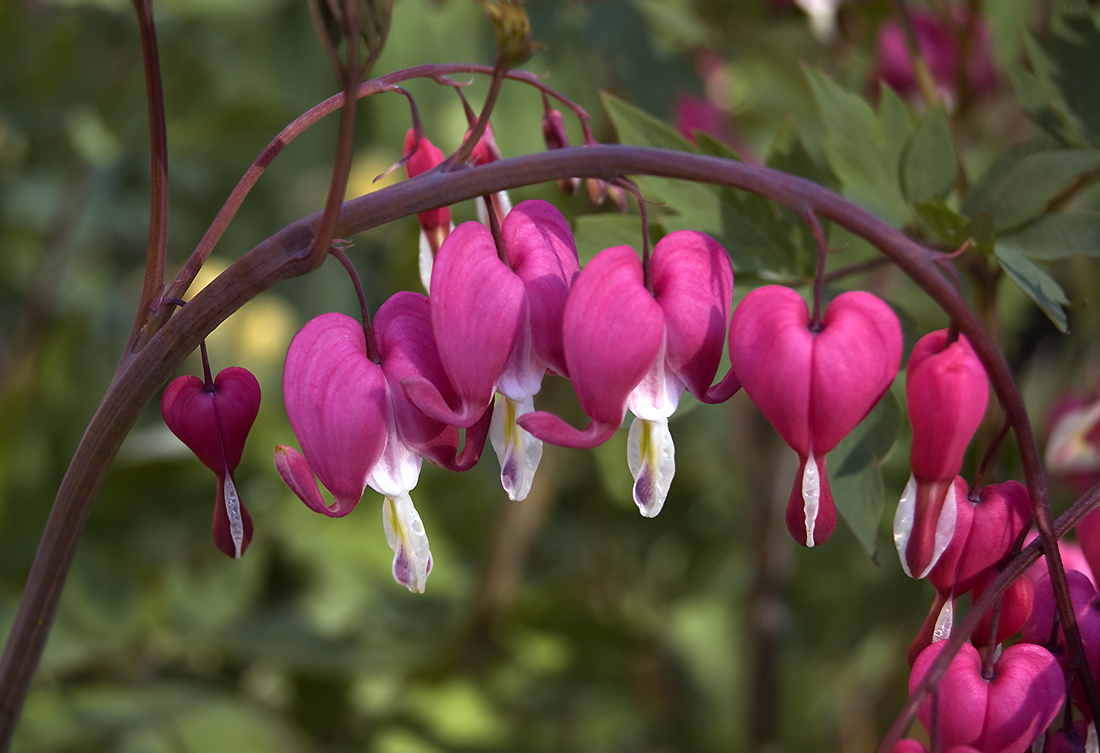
811, 291, 902, 453
907, 330, 989, 482
503, 200, 579, 377
375, 291, 462, 460
275, 444, 358, 517
650, 230, 735, 402
429, 221, 526, 425
161, 367, 261, 475
562, 245, 664, 425
283, 312, 388, 508
729, 285, 814, 455
518, 410, 620, 450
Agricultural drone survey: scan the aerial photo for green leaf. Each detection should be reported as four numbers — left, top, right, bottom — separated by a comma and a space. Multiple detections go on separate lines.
831, 464, 885, 561
913, 197, 970, 246
694, 132, 813, 274
602, 92, 723, 237
960, 145, 1100, 232
827, 390, 903, 560
1045, 16, 1100, 147
805, 69, 910, 227
573, 213, 646, 266
831, 389, 904, 477
1007, 62, 1086, 147
994, 243, 1071, 332
998, 211, 1100, 260
902, 105, 957, 203
767, 120, 836, 190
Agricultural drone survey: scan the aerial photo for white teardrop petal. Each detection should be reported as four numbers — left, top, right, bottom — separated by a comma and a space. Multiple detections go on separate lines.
382, 491, 432, 593
223, 474, 244, 560
894, 474, 918, 578
627, 416, 675, 518
490, 394, 543, 502
801, 454, 821, 548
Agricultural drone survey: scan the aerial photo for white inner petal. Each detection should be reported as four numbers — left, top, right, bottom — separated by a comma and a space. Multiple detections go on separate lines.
626, 334, 683, 422
926, 481, 959, 580
382, 491, 432, 594
893, 474, 918, 578
801, 454, 821, 548
627, 416, 676, 518
1088, 722, 1098, 753
367, 393, 422, 498
224, 473, 244, 559
418, 227, 433, 293
932, 598, 954, 643
490, 394, 544, 501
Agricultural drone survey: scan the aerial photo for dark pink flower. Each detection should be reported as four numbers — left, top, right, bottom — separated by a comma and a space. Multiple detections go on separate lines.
729, 285, 902, 546
910, 640, 1064, 753
161, 366, 261, 558
872, 7, 995, 106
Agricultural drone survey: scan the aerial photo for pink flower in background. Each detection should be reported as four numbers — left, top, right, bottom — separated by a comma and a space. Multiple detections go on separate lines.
872, 7, 995, 106
674, 93, 734, 147
161, 367, 261, 559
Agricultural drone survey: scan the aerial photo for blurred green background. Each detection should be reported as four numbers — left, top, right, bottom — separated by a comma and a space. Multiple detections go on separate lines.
2, 0, 1095, 751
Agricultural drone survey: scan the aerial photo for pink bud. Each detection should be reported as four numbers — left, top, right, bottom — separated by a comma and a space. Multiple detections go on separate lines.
403, 130, 451, 250
899, 330, 988, 577
729, 285, 902, 546
161, 367, 261, 558
910, 640, 1065, 753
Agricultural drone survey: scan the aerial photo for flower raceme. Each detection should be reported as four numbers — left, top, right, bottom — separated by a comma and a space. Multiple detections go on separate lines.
895, 330, 989, 579
161, 366, 261, 559
275, 294, 490, 593
728, 285, 902, 547
520, 230, 739, 517
403, 200, 579, 502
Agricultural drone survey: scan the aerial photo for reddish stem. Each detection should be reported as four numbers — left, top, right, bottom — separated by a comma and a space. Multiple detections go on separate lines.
127, 0, 169, 352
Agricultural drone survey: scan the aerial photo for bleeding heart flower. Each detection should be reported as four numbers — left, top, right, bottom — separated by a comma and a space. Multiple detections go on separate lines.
521, 231, 738, 517
541, 106, 578, 194
403, 129, 454, 292
161, 366, 261, 558
896, 330, 988, 579
910, 640, 1065, 753
404, 201, 579, 501
908, 479, 1033, 663
277, 300, 490, 593
466, 122, 512, 229
728, 285, 902, 546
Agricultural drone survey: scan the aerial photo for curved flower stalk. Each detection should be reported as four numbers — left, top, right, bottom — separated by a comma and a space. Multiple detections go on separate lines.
895, 330, 989, 579
161, 366, 261, 558
729, 285, 902, 546
522, 231, 738, 517
276, 297, 490, 592
403, 129, 454, 292
405, 200, 578, 500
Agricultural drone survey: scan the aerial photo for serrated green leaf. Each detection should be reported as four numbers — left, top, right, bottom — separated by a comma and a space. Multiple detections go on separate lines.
694, 131, 812, 274
805, 69, 910, 227
994, 243, 1071, 332
602, 92, 723, 236
878, 85, 915, 172
961, 146, 1100, 232
1046, 16, 1100, 147
998, 211, 1100, 260
767, 119, 837, 189
1008, 63, 1086, 147
574, 213, 646, 266
902, 105, 957, 203
913, 197, 970, 245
